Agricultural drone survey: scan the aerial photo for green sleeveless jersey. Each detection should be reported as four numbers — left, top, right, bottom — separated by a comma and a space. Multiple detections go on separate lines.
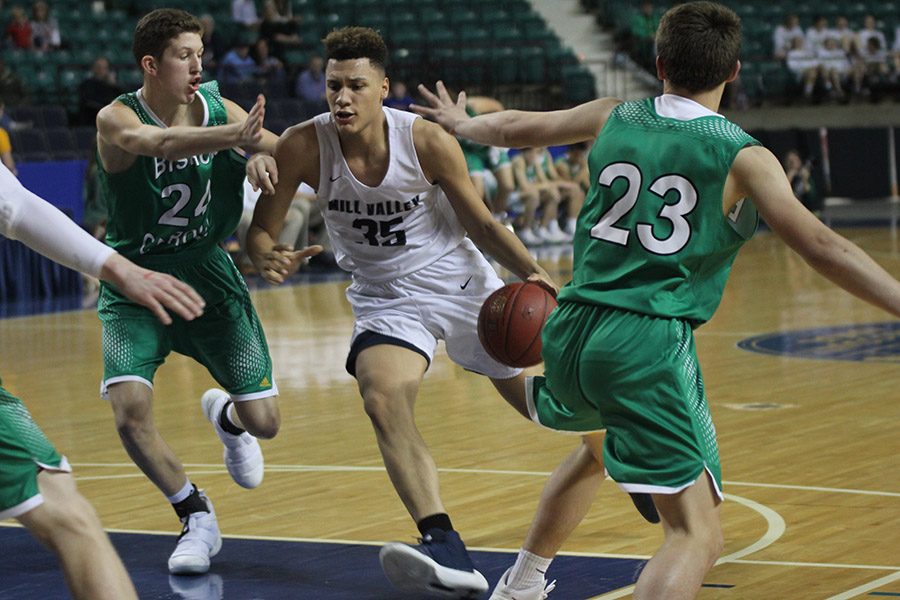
558, 98, 760, 325
99, 81, 246, 268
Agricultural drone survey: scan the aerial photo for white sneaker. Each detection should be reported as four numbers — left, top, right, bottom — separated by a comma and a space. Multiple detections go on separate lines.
490, 567, 556, 600
518, 227, 543, 246
168, 494, 222, 575
539, 222, 569, 244
201, 388, 264, 489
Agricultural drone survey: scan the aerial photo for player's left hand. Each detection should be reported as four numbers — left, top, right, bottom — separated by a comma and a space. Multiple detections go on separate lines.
247, 153, 279, 195
410, 81, 470, 135
526, 272, 559, 298
259, 244, 324, 285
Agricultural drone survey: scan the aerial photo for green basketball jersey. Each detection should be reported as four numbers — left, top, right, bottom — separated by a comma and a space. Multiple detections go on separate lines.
558, 98, 760, 325
99, 81, 246, 268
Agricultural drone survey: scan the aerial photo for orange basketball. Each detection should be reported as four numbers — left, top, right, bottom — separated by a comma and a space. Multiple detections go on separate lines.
478, 282, 558, 368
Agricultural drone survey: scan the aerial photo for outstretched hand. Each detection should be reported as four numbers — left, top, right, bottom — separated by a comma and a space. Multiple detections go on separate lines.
238, 94, 266, 148
409, 81, 470, 134
101, 254, 206, 325
258, 244, 324, 285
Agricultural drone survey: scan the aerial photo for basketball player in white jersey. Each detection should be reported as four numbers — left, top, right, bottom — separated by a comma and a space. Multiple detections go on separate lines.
245, 27, 556, 599
0, 164, 204, 600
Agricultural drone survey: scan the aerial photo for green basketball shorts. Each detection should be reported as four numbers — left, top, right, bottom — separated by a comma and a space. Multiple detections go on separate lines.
98, 247, 276, 401
0, 386, 71, 519
527, 301, 722, 497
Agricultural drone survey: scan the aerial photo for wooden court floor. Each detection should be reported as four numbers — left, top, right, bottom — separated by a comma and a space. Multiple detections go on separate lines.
1, 227, 898, 599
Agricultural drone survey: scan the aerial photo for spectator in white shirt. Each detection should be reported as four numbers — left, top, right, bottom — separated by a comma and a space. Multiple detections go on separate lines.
787, 36, 822, 99
773, 14, 805, 60
816, 37, 849, 99
833, 16, 859, 56
232, 0, 260, 29
806, 15, 835, 53
858, 15, 887, 56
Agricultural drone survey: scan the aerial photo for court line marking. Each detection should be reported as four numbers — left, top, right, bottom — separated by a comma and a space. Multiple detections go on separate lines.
587, 492, 786, 600
825, 572, 900, 600
71, 463, 900, 498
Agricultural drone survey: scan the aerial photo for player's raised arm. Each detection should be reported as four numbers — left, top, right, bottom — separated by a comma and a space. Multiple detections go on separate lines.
224, 95, 282, 194
413, 119, 558, 294
411, 80, 620, 148
733, 145, 900, 317
0, 166, 204, 324
97, 94, 266, 163
246, 123, 323, 285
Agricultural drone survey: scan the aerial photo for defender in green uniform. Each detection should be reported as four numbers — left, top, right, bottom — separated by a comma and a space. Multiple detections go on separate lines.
0, 159, 205, 599
414, 3, 900, 599
95, 8, 317, 576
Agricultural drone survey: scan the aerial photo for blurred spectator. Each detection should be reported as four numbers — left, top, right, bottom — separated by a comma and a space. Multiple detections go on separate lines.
78, 56, 122, 126
252, 38, 285, 90
0, 57, 27, 105
510, 147, 566, 245
6, 6, 32, 50
773, 14, 805, 61
629, 0, 659, 71
805, 15, 834, 53
30, 1, 60, 52
383, 81, 413, 111
295, 55, 327, 116
786, 36, 821, 100
231, 0, 260, 29
858, 15, 887, 55
856, 36, 890, 98
816, 37, 849, 100
0, 101, 13, 132
554, 142, 591, 193
199, 14, 227, 75
260, 0, 301, 61
893, 26, 900, 76
0, 123, 17, 176
782, 150, 820, 211
833, 16, 859, 56
536, 147, 582, 238
219, 38, 257, 85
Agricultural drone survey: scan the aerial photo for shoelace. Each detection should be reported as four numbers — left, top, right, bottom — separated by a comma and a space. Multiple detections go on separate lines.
543, 579, 557, 597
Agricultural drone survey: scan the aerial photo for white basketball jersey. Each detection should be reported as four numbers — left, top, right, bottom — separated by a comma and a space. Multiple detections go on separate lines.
313, 107, 465, 282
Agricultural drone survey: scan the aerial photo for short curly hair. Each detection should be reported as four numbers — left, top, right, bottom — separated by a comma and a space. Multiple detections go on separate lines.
133, 8, 202, 66
323, 26, 387, 71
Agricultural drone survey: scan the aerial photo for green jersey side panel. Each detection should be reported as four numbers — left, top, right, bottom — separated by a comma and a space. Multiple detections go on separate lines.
99, 81, 245, 268
558, 98, 761, 325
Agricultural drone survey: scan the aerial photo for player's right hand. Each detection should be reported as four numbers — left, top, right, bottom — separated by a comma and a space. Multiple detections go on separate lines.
259, 244, 324, 285
237, 94, 266, 148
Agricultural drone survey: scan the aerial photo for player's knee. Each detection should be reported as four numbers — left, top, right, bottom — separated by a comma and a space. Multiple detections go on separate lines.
244, 412, 280, 439
114, 411, 154, 442
361, 388, 412, 431
34, 494, 100, 549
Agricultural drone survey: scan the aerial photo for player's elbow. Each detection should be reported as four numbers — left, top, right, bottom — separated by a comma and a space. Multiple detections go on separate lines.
797, 227, 845, 271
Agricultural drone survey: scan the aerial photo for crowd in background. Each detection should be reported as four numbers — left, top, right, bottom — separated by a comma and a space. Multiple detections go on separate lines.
774, 13, 900, 102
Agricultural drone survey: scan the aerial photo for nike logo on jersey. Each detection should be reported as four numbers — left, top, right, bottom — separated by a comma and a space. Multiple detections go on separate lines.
460, 276, 472, 290
329, 174, 342, 182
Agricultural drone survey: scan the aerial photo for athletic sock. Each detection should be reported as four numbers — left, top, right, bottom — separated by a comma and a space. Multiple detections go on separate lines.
219, 400, 245, 436
417, 513, 454, 536
169, 483, 208, 519
507, 549, 553, 591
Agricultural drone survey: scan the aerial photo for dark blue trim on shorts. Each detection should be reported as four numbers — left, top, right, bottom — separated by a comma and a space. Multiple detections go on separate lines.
345, 330, 431, 377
